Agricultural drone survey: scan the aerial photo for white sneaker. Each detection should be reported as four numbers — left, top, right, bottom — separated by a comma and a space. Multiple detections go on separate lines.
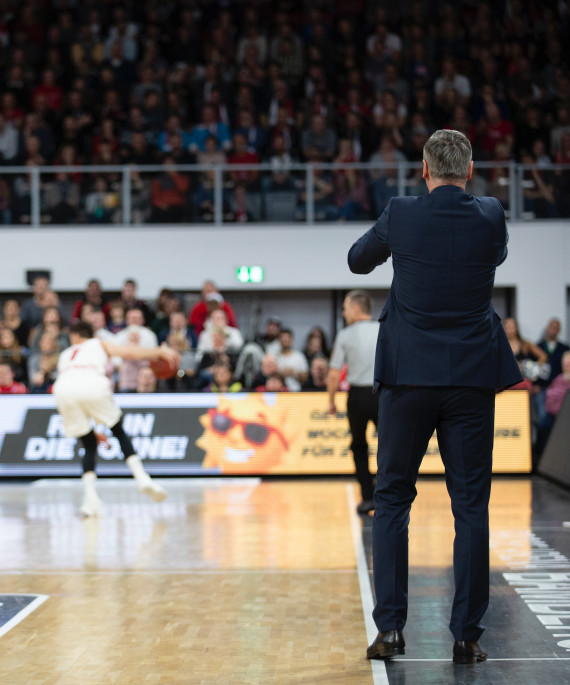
80, 472, 102, 517
126, 455, 167, 502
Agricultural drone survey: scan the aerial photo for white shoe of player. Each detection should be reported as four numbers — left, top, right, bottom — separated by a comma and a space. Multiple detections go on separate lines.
80, 472, 103, 517
126, 455, 167, 502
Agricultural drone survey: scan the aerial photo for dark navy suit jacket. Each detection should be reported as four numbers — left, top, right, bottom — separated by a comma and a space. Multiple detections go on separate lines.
348, 185, 523, 390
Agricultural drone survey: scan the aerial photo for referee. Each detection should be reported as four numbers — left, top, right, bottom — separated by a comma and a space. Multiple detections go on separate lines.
327, 290, 379, 514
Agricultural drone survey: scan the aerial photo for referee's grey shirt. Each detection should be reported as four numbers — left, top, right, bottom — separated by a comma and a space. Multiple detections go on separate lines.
329, 320, 380, 387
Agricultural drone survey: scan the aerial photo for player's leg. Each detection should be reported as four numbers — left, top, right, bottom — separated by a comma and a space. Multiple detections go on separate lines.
109, 419, 167, 502
78, 430, 103, 517
86, 384, 167, 503
347, 387, 375, 511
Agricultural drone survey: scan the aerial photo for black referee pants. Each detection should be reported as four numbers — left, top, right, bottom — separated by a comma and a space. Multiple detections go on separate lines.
347, 385, 378, 501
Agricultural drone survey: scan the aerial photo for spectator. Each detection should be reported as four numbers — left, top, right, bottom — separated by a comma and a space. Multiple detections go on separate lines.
188, 104, 231, 154
256, 371, 288, 392
0, 113, 20, 163
276, 328, 309, 391
303, 326, 330, 364
150, 155, 190, 223
108, 301, 126, 334
2, 299, 30, 347
204, 362, 243, 393
535, 318, 570, 421
150, 288, 179, 340
301, 114, 337, 161
252, 354, 279, 390
0, 362, 28, 394
197, 308, 243, 354
302, 355, 329, 391
255, 317, 282, 356
29, 306, 69, 354
70, 279, 110, 324
118, 280, 153, 326
227, 133, 260, 189
85, 177, 120, 224
20, 275, 56, 330
477, 101, 514, 159
136, 366, 157, 393
115, 308, 158, 392
27, 330, 60, 393
434, 56, 472, 107
189, 281, 238, 335
535, 351, 570, 460
0, 327, 27, 383
503, 317, 548, 390
160, 310, 197, 349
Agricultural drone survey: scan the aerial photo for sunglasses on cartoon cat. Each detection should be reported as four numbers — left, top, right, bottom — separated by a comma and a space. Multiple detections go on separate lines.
207, 409, 289, 448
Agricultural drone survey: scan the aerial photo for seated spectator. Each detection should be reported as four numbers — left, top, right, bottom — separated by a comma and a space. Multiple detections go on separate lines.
118, 279, 153, 325
263, 134, 297, 192
20, 274, 58, 329
503, 317, 549, 391
534, 317, 570, 424
255, 317, 282, 356
157, 114, 191, 154
0, 362, 28, 394
256, 372, 288, 392
108, 300, 126, 334
0, 113, 20, 164
476, 101, 514, 159
227, 133, 260, 189
302, 355, 329, 391
0, 177, 11, 224
303, 326, 330, 364
150, 288, 178, 340
160, 310, 197, 348
198, 308, 243, 354
434, 56, 472, 107
70, 279, 110, 324
85, 177, 120, 224
228, 184, 254, 222
535, 350, 570, 460
120, 130, 158, 165
298, 148, 338, 221
136, 366, 157, 393
150, 155, 190, 223
0, 327, 27, 383
115, 308, 158, 392
189, 281, 238, 335
301, 114, 337, 161
276, 328, 309, 391
521, 146, 557, 219
2, 299, 30, 347
268, 106, 301, 158
29, 306, 69, 354
234, 108, 265, 157
369, 135, 407, 213
27, 331, 60, 393
196, 135, 227, 166
333, 139, 371, 221
203, 362, 243, 393
188, 104, 232, 154
163, 331, 200, 390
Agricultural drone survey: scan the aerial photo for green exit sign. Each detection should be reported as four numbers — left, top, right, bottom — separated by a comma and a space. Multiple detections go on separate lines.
236, 266, 264, 284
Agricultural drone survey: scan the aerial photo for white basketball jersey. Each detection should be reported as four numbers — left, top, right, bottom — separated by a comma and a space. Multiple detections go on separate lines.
57, 338, 109, 376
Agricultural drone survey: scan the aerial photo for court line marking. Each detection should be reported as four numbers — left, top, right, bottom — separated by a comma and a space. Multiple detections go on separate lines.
0, 594, 48, 638
389, 658, 570, 662
0, 569, 363, 575
346, 484, 389, 685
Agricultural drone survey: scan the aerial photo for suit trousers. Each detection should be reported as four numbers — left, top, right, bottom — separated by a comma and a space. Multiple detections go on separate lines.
372, 385, 495, 641
347, 385, 378, 501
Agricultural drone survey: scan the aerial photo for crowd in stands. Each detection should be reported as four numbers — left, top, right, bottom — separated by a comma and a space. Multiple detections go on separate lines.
0, 0, 569, 223
1, 274, 570, 466
0, 275, 334, 395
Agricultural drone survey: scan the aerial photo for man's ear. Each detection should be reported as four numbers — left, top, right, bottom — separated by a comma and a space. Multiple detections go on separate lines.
422, 159, 429, 180
466, 160, 473, 181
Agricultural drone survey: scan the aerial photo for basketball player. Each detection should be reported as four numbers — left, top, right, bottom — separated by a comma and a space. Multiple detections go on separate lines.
53, 321, 179, 516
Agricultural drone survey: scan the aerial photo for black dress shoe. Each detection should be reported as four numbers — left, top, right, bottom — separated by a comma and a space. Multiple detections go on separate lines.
453, 640, 487, 664
356, 499, 374, 514
367, 630, 405, 659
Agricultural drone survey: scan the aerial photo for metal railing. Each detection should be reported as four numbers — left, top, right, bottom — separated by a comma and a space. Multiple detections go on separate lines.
0, 161, 568, 226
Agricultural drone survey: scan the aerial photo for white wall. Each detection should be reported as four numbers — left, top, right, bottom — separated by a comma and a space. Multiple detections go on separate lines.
2, 221, 569, 341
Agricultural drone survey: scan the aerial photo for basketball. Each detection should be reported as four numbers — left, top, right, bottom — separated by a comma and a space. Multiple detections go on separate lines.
149, 358, 178, 380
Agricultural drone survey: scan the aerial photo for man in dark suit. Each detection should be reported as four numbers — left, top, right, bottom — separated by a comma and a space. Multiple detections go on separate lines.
348, 130, 522, 664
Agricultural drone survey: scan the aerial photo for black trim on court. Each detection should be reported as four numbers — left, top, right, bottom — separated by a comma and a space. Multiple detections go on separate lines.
361, 476, 570, 684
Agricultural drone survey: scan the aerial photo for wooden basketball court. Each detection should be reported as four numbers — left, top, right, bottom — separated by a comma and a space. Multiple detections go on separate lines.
0, 476, 568, 684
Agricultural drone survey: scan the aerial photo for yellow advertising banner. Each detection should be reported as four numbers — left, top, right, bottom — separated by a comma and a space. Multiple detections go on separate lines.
196, 390, 532, 475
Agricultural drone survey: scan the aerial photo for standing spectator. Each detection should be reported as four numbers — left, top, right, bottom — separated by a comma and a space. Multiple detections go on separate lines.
276, 328, 308, 391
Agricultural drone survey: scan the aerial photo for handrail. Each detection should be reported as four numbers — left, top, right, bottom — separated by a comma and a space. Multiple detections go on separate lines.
0, 161, 568, 226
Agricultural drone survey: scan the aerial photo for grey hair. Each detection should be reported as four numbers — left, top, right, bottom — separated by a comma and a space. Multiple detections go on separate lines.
423, 129, 472, 181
